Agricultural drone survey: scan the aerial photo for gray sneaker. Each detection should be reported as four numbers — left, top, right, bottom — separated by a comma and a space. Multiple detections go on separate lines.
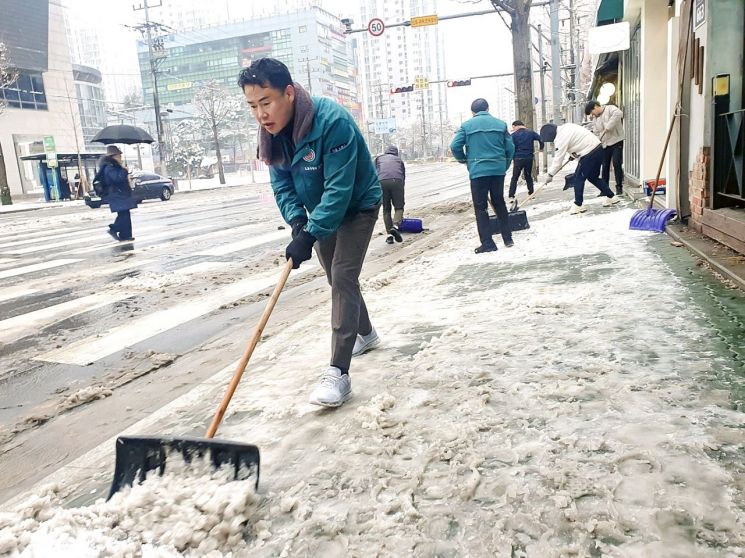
309, 367, 352, 407
352, 327, 380, 357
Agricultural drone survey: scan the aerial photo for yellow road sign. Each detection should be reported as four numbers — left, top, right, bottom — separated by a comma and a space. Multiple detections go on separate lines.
414, 76, 429, 90
410, 14, 438, 28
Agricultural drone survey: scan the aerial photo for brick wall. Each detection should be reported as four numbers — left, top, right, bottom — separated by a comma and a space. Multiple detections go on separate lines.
688, 147, 710, 232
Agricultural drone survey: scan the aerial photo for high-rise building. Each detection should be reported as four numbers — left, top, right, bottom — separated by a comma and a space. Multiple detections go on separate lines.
73, 64, 107, 149
355, 0, 447, 157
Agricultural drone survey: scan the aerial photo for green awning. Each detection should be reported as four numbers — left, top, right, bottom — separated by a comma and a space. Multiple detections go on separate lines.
597, 0, 623, 25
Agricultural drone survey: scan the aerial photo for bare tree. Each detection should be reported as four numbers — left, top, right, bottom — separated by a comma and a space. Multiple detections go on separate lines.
490, 0, 536, 131
0, 42, 18, 205
192, 82, 243, 185
121, 89, 144, 110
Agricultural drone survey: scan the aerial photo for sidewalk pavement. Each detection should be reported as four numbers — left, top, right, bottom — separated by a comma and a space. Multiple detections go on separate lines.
3, 170, 744, 555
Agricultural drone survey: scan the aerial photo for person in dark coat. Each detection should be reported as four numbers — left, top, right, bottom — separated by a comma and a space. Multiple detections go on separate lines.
508, 120, 543, 203
98, 145, 136, 241
374, 145, 405, 244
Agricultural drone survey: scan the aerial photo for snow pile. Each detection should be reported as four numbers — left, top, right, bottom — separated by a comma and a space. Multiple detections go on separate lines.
0, 458, 262, 557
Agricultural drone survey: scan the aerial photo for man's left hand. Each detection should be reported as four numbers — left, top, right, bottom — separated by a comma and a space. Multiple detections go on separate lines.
285, 230, 316, 269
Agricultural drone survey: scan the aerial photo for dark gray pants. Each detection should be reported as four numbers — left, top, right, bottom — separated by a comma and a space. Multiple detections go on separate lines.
315, 204, 380, 372
602, 140, 624, 192
380, 178, 405, 232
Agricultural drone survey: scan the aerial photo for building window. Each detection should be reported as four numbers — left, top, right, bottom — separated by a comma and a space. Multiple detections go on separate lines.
0, 71, 47, 110
299, 25, 307, 33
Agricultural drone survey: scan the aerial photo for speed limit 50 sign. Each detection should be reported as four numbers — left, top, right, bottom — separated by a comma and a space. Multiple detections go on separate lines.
367, 18, 385, 37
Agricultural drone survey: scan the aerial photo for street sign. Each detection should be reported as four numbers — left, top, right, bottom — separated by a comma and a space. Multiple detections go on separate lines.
368, 18, 385, 37
373, 117, 396, 135
694, 0, 705, 29
410, 14, 438, 28
43, 136, 58, 168
414, 76, 429, 90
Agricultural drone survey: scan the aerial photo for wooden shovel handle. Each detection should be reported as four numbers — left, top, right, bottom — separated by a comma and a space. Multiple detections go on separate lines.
205, 258, 294, 438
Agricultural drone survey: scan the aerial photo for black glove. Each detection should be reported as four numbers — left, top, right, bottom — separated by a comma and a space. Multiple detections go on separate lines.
289, 215, 308, 239
285, 229, 316, 269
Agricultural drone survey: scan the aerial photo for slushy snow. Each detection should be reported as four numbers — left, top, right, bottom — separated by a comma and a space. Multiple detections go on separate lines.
2, 199, 744, 557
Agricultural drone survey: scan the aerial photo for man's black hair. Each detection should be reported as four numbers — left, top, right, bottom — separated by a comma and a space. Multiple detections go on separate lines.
471, 98, 489, 113
584, 99, 600, 116
238, 58, 293, 91
512, 120, 524, 127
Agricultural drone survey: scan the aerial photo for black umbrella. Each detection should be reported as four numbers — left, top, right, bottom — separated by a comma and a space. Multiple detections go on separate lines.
92, 124, 155, 145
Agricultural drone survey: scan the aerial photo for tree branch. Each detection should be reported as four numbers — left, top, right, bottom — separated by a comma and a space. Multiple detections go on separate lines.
490, 0, 516, 16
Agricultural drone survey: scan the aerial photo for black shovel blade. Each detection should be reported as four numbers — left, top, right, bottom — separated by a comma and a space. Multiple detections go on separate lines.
108, 435, 260, 499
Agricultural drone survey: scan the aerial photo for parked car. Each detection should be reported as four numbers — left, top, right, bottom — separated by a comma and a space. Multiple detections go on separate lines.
84, 171, 174, 209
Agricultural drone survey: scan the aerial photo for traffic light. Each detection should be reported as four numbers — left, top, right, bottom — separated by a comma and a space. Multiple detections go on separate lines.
447, 79, 472, 87
390, 85, 414, 94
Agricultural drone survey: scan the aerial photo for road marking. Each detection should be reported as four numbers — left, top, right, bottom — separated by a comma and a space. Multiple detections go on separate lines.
36, 265, 315, 365
0, 291, 131, 344
195, 230, 287, 256
59, 223, 219, 255
0, 285, 39, 303
0, 259, 83, 280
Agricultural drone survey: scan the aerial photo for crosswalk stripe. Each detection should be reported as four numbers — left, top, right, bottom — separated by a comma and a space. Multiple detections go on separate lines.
36, 265, 315, 365
0, 285, 39, 304
8, 258, 157, 295
59, 222, 219, 256
195, 230, 288, 256
0, 259, 83, 280
0, 291, 131, 344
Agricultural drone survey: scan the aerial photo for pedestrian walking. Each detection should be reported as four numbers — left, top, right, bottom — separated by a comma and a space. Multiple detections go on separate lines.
508, 120, 543, 204
375, 145, 405, 244
240, 57, 382, 408
96, 145, 136, 241
585, 100, 625, 195
450, 98, 515, 253
542, 123, 620, 214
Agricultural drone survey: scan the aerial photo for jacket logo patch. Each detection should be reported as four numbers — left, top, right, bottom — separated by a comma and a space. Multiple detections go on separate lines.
330, 143, 348, 154
303, 149, 316, 162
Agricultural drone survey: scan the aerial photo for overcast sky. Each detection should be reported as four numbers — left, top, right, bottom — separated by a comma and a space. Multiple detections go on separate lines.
64, 0, 515, 123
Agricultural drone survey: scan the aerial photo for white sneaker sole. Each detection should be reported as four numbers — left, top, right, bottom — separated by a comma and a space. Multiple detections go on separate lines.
309, 390, 352, 407
352, 337, 380, 357
603, 197, 621, 207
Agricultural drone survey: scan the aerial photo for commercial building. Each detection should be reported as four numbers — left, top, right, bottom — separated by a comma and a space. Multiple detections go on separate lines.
136, 7, 361, 120
73, 64, 107, 149
587, 0, 745, 255
0, 0, 86, 198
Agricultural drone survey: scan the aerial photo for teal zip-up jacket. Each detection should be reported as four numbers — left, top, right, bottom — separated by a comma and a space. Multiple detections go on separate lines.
450, 111, 515, 179
269, 97, 382, 239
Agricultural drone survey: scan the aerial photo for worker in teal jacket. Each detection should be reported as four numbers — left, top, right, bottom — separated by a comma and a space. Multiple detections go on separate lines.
240, 58, 382, 408
450, 99, 516, 253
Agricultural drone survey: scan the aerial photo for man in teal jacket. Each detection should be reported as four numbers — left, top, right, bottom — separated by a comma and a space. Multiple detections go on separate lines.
450, 99, 515, 253
240, 58, 382, 408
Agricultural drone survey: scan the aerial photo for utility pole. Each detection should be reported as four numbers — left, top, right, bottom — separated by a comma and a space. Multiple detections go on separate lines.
306, 60, 312, 95
568, 0, 577, 122
133, 0, 165, 173
420, 90, 427, 159
550, 0, 562, 124
537, 24, 547, 127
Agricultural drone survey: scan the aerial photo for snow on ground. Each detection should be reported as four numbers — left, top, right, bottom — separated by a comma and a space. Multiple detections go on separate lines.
1, 198, 744, 556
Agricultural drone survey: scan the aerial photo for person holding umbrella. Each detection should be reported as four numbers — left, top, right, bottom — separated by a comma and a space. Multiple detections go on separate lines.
96, 145, 137, 241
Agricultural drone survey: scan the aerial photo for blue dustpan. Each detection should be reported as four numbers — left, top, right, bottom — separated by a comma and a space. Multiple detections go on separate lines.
629, 207, 677, 232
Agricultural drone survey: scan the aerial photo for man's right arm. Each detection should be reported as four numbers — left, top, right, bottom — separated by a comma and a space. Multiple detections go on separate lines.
548, 132, 569, 176
269, 165, 305, 224
450, 127, 467, 163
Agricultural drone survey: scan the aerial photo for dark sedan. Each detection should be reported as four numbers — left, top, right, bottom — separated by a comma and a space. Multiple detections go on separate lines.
84, 171, 174, 209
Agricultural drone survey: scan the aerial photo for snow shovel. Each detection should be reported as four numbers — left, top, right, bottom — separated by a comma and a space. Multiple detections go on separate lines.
629, 112, 678, 232
107, 259, 295, 498
630, 10, 691, 233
